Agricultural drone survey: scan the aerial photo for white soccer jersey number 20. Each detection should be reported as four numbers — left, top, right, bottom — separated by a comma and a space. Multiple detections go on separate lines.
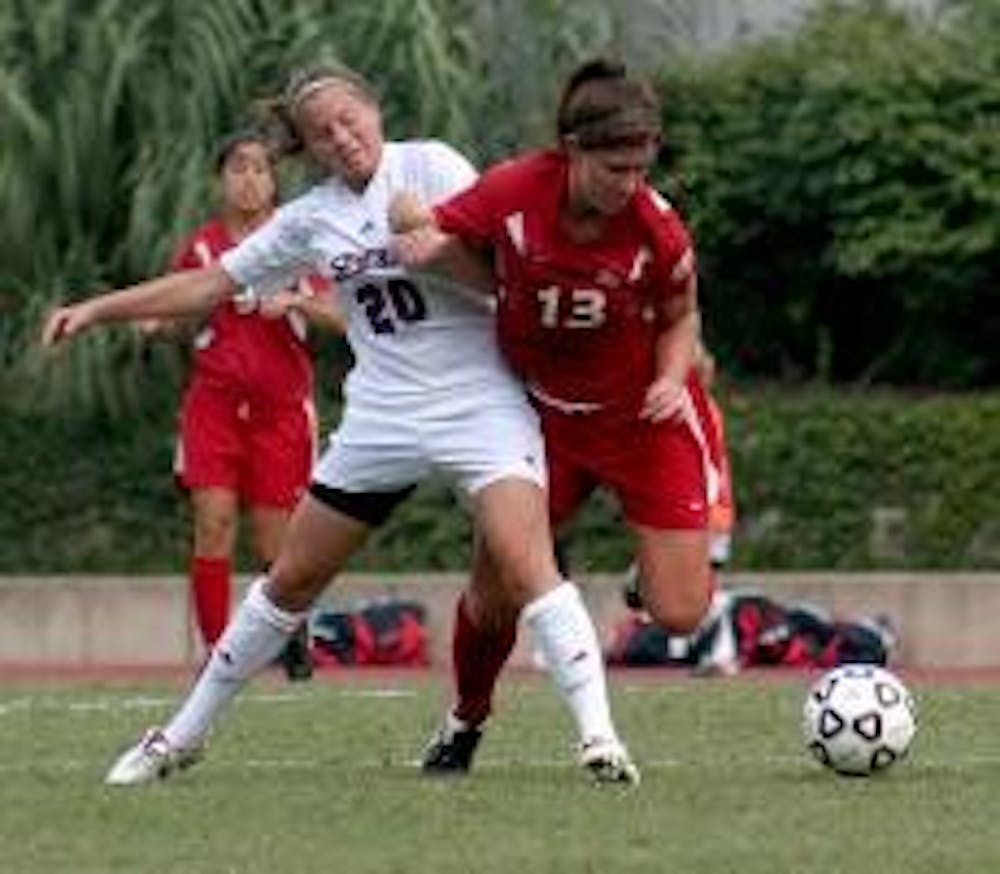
537, 286, 607, 329
356, 277, 428, 334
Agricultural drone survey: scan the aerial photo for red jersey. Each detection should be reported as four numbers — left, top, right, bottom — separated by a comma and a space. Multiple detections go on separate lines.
435, 150, 695, 415
171, 218, 317, 405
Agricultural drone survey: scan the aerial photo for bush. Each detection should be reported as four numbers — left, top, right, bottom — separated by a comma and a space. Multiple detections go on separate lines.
659, 1, 1000, 387
2, 388, 996, 573
721, 385, 1000, 569
0, 411, 188, 573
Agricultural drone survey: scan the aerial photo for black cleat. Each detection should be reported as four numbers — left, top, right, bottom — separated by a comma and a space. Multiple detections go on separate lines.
279, 624, 314, 682
421, 718, 483, 775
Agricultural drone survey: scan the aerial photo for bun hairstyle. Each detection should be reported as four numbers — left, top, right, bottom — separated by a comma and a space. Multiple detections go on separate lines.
257, 63, 380, 157
556, 57, 661, 150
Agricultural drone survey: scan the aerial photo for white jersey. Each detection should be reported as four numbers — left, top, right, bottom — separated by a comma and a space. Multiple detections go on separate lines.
220, 139, 522, 407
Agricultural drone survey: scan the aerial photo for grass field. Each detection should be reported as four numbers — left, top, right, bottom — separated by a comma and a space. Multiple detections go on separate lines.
1, 670, 999, 873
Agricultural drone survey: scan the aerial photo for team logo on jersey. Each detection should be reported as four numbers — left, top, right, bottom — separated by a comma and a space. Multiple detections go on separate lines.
329, 247, 396, 282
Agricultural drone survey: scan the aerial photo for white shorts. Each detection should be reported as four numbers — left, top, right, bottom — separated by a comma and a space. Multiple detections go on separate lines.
313, 391, 547, 497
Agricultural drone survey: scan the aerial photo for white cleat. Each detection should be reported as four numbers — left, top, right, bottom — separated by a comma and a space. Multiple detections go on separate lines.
579, 737, 641, 786
104, 727, 203, 786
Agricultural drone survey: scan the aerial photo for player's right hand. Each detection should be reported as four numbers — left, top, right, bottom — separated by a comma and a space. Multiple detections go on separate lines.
41, 303, 95, 348
639, 375, 687, 423
388, 190, 432, 233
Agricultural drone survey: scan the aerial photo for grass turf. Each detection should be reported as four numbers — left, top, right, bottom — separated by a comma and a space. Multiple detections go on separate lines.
1, 671, 998, 873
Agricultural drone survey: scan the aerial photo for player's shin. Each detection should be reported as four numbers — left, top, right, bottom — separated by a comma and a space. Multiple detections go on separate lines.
451, 591, 518, 725
164, 576, 307, 749
523, 581, 619, 745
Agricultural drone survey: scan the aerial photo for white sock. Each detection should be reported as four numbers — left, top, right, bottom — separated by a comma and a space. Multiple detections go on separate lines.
164, 577, 306, 749
523, 581, 619, 746
696, 589, 737, 666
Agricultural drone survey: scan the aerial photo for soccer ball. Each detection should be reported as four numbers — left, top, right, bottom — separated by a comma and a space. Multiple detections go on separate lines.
802, 664, 917, 776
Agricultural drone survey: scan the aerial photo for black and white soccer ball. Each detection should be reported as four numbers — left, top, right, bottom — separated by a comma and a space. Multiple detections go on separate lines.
803, 664, 917, 776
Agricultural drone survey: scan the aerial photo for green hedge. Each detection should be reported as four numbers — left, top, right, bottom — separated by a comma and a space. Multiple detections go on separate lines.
2, 388, 997, 573
658, 0, 1000, 387
720, 386, 1000, 570
0, 411, 189, 573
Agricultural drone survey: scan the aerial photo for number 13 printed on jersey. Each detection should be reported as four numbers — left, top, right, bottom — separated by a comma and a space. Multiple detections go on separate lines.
537, 286, 607, 329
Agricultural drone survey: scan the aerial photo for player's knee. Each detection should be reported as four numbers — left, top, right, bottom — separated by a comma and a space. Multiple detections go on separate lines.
193, 513, 236, 556
475, 542, 559, 610
265, 560, 327, 613
249, 529, 282, 568
644, 586, 712, 635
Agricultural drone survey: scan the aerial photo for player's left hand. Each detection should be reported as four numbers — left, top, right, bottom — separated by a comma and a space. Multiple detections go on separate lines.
391, 225, 451, 270
639, 376, 686, 423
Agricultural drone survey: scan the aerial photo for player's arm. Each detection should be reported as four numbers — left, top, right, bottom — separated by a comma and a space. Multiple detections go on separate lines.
135, 315, 199, 341
42, 264, 237, 347
136, 237, 216, 340
259, 280, 348, 335
640, 253, 700, 423
389, 191, 495, 296
284, 287, 348, 335
393, 227, 495, 296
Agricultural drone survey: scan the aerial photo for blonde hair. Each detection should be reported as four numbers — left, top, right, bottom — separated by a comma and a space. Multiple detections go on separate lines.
258, 63, 379, 156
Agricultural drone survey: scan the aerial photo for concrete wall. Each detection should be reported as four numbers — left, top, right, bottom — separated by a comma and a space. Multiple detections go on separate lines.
0, 572, 997, 671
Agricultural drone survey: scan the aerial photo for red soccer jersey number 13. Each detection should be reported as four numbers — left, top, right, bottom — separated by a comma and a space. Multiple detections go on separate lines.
435, 149, 695, 413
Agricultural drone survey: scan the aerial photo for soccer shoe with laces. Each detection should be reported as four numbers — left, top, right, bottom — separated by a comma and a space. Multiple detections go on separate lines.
421, 714, 483, 775
104, 728, 203, 786
579, 737, 641, 786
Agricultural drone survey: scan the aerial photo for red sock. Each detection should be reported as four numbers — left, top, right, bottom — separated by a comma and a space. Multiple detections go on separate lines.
452, 592, 517, 726
190, 556, 232, 647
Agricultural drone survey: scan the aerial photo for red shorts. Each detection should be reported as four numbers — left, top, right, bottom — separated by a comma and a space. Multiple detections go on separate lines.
541, 379, 717, 531
174, 378, 316, 509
